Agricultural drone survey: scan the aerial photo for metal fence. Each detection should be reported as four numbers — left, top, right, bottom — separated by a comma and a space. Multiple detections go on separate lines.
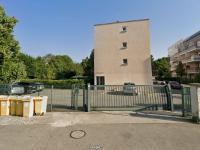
33, 84, 85, 112
182, 87, 192, 117
86, 85, 170, 111
0, 83, 192, 116
0, 84, 11, 95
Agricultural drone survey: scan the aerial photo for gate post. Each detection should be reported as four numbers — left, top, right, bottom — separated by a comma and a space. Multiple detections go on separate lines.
50, 85, 53, 112
190, 84, 200, 123
165, 84, 173, 111
181, 87, 186, 117
74, 86, 78, 110
83, 85, 86, 110
86, 83, 91, 112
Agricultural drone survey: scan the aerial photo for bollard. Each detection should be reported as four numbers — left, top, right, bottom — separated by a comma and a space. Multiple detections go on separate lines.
87, 83, 91, 112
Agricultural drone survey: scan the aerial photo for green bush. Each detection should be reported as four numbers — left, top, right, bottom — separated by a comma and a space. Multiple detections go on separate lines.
21, 79, 84, 89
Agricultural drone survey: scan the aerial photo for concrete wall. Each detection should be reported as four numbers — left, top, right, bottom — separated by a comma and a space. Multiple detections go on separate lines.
190, 84, 200, 122
94, 19, 152, 85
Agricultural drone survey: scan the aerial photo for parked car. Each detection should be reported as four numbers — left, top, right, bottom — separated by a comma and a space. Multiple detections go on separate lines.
16, 82, 35, 94
153, 80, 158, 85
123, 82, 137, 95
33, 82, 45, 92
10, 84, 25, 95
168, 81, 182, 90
10, 82, 44, 94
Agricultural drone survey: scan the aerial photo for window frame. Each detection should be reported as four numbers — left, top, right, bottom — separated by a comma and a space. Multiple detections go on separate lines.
122, 58, 128, 65
122, 42, 127, 49
122, 26, 127, 32
197, 41, 200, 47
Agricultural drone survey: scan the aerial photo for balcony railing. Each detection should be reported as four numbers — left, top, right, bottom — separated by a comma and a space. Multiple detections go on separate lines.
187, 68, 200, 74
191, 55, 200, 61
178, 45, 200, 56
182, 55, 200, 63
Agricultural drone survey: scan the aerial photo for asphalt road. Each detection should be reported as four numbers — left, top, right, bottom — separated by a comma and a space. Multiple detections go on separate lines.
0, 122, 199, 150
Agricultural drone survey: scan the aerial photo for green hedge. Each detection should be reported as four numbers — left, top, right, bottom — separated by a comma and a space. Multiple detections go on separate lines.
21, 79, 84, 89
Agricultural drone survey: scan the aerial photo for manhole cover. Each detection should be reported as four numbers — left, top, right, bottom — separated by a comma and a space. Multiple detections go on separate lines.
70, 130, 86, 139
89, 145, 102, 150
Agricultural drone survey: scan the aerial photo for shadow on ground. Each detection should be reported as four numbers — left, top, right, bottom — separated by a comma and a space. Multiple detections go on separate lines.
130, 111, 192, 123
46, 104, 84, 112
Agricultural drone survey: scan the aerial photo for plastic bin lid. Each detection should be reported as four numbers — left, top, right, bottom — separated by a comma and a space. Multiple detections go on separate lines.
0, 95, 8, 100
34, 96, 43, 100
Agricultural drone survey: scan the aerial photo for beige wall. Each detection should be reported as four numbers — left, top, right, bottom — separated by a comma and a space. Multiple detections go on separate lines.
94, 19, 152, 85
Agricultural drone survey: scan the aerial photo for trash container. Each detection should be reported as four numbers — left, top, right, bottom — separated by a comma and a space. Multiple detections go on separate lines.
22, 96, 34, 118
9, 96, 18, 116
16, 98, 23, 116
42, 96, 48, 114
0, 96, 9, 116
33, 96, 43, 115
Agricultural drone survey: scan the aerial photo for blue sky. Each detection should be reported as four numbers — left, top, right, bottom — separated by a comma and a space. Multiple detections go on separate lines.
0, 0, 200, 62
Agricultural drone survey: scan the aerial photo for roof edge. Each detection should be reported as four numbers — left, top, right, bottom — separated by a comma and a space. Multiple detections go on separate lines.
94, 18, 149, 26
183, 30, 200, 42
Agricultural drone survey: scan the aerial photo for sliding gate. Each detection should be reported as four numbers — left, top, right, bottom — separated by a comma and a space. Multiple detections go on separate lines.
34, 83, 192, 118
86, 85, 171, 111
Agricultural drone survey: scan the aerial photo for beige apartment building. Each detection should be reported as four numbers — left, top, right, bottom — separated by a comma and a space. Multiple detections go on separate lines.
94, 19, 152, 85
169, 31, 200, 79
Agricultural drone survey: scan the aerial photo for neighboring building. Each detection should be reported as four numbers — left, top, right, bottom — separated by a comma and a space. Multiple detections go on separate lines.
168, 31, 200, 79
168, 40, 183, 77
94, 19, 152, 85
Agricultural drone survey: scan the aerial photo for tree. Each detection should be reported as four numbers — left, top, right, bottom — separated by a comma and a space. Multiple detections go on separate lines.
152, 56, 171, 79
19, 53, 36, 79
34, 56, 55, 80
176, 61, 185, 78
0, 61, 27, 83
31, 54, 83, 80
72, 63, 84, 76
81, 50, 94, 84
0, 6, 26, 83
151, 55, 157, 76
47, 54, 79, 79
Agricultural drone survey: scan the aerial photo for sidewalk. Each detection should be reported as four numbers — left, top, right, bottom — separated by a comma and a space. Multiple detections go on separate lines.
0, 111, 190, 126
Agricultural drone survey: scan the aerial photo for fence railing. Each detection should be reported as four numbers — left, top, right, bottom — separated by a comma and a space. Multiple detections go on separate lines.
0, 83, 192, 116
182, 86, 192, 117
86, 85, 170, 111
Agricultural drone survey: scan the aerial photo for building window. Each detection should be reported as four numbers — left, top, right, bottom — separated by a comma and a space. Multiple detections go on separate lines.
122, 42, 127, 48
96, 76, 105, 85
189, 41, 194, 47
122, 26, 127, 32
197, 41, 200, 47
122, 59, 128, 65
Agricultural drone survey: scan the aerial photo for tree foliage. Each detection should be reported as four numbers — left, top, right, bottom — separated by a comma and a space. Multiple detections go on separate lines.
81, 50, 94, 84
19, 53, 83, 80
0, 6, 26, 83
151, 56, 171, 79
176, 61, 185, 78
19, 53, 36, 79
